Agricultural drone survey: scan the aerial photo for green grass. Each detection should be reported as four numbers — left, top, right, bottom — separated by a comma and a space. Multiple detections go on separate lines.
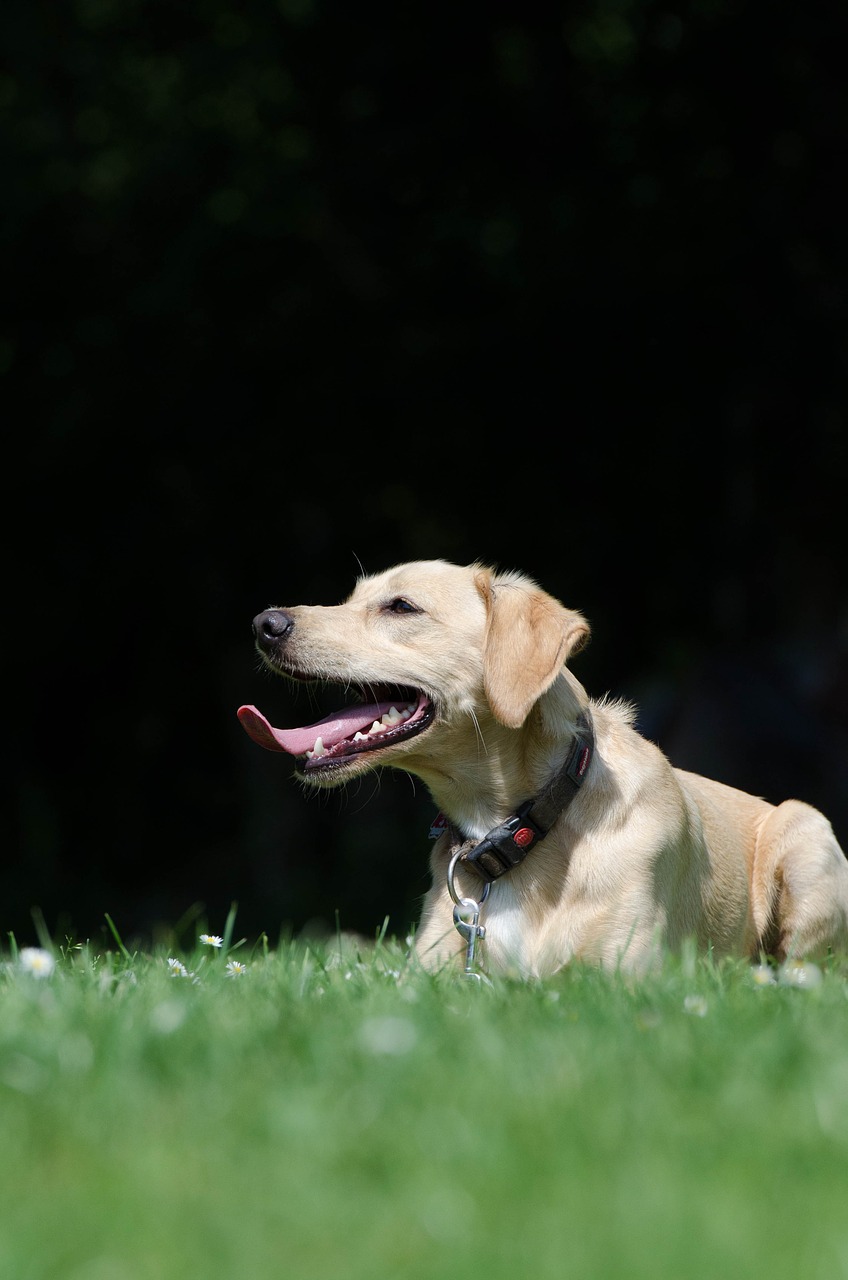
2, 918, 848, 1280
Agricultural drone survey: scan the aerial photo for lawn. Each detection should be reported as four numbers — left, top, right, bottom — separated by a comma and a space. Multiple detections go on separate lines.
2, 917, 847, 1280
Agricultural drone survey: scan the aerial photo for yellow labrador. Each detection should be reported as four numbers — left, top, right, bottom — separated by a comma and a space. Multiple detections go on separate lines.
238, 560, 848, 976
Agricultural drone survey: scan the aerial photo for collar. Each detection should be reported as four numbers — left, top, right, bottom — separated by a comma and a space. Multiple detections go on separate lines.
439, 709, 595, 884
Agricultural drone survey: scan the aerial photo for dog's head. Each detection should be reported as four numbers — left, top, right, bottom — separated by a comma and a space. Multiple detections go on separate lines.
238, 560, 589, 788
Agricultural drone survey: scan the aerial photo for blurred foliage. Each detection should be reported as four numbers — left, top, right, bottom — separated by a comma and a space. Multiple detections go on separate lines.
7, 0, 844, 444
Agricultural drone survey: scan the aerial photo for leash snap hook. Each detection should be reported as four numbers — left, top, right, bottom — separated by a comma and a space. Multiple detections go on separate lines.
452, 898, 486, 982
447, 848, 490, 982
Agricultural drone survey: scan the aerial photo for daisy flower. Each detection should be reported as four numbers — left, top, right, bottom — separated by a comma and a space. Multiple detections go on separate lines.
779, 961, 823, 989
19, 947, 56, 978
226, 960, 247, 977
199, 934, 223, 949
167, 957, 188, 977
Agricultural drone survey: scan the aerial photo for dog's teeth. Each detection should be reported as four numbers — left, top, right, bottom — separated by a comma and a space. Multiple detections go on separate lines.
304, 703, 418, 757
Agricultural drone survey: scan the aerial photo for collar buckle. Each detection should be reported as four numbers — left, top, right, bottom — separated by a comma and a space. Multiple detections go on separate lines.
462, 802, 546, 881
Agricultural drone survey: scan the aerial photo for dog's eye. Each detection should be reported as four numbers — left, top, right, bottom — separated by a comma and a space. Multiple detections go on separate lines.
385, 597, 420, 615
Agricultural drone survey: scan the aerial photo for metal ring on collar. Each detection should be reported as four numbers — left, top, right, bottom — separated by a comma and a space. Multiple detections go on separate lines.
447, 847, 491, 906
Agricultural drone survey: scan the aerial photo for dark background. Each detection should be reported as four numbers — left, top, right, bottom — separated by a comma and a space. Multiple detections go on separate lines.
5, 0, 848, 950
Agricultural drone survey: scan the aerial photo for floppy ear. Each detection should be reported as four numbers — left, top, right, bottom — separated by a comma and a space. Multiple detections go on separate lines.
476, 569, 590, 729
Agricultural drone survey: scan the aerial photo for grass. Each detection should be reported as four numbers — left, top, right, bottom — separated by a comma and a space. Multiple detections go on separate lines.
2, 914, 848, 1280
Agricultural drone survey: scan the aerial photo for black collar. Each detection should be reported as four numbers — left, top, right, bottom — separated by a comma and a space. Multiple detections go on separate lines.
446, 710, 595, 884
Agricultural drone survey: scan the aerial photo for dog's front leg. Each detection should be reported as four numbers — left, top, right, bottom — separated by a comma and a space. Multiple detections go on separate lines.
413, 881, 468, 974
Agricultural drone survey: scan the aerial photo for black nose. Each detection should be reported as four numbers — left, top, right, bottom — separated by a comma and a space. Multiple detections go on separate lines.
252, 609, 295, 648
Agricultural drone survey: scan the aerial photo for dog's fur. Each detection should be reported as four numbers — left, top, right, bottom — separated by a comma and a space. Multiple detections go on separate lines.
243, 559, 848, 976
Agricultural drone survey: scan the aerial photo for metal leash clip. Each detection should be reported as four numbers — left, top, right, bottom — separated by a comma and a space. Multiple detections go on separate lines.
447, 848, 491, 983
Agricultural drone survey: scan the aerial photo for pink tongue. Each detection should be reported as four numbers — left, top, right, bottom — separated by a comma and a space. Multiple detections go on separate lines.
237, 701, 399, 756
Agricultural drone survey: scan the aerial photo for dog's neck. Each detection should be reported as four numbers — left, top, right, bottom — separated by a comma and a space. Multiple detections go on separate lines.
445, 709, 595, 884
420, 672, 591, 841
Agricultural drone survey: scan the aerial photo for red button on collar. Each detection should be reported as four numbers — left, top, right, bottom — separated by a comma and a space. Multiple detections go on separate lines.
513, 826, 535, 849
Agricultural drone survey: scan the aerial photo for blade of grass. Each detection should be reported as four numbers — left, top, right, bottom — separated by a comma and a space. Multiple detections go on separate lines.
222, 901, 239, 955
104, 913, 134, 963
31, 907, 54, 952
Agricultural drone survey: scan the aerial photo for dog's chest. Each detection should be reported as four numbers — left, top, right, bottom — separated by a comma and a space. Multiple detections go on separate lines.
480, 884, 527, 972
479, 875, 592, 976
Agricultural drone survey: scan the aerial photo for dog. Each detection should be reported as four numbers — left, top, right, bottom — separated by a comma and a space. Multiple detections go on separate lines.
238, 559, 848, 976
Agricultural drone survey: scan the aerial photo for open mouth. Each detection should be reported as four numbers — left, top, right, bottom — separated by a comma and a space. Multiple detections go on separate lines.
237, 685, 435, 774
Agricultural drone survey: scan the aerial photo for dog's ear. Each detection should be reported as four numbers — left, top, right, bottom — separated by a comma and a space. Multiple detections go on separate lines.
476, 570, 590, 729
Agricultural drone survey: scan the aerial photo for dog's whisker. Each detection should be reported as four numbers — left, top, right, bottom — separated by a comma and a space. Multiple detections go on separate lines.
468, 708, 488, 757
346, 772, 383, 816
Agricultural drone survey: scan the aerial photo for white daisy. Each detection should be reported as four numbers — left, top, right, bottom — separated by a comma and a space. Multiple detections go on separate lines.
199, 934, 223, 949
167, 957, 188, 977
19, 947, 56, 978
779, 961, 823, 989
225, 960, 247, 977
